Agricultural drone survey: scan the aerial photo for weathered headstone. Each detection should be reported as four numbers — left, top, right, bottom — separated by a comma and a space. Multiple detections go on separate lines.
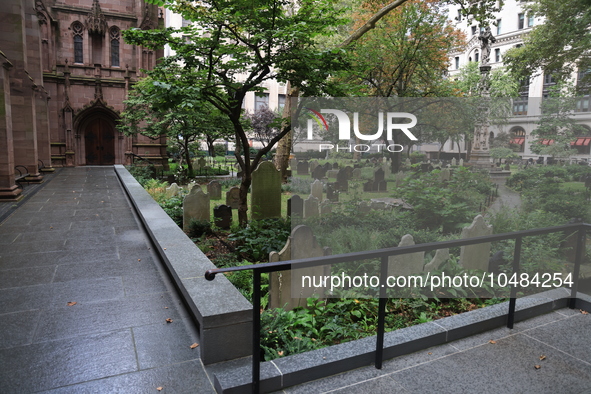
343, 166, 353, 180
226, 186, 241, 209
358, 201, 371, 214
451, 157, 457, 166
352, 168, 361, 180
207, 180, 222, 200
459, 215, 493, 271
251, 161, 281, 220
439, 168, 451, 182
310, 179, 323, 201
405, 158, 411, 167
213, 205, 232, 229
287, 194, 303, 217
309, 160, 319, 173
394, 172, 405, 187
183, 186, 210, 231
423, 249, 450, 272
165, 183, 180, 198
297, 160, 309, 175
332, 162, 339, 169
326, 169, 339, 179
320, 200, 332, 216
269, 225, 331, 310
198, 158, 206, 169
311, 165, 326, 180
459, 158, 464, 166
289, 158, 298, 170
303, 195, 319, 219
388, 234, 424, 277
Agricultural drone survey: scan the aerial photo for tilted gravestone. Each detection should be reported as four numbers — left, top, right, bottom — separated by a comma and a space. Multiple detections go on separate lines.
183, 186, 210, 232
251, 161, 281, 220
297, 160, 309, 175
336, 168, 349, 192
269, 225, 332, 310
287, 194, 303, 217
311, 165, 326, 180
214, 205, 232, 229
459, 158, 464, 166
358, 201, 371, 214
459, 215, 493, 271
310, 179, 323, 201
165, 183, 180, 198
207, 180, 222, 200
303, 195, 319, 219
226, 186, 241, 209
343, 166, 353, 180
309, 160, 319, 173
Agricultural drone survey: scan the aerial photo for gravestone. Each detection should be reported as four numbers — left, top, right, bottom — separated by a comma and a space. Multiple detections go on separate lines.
388, 234, 424, 277
405, 158, 411, 167
459, 158, 464, 166
423, 249, 450, 272
187, 181, 197, 192
310, 179, 323, 201
326, 183, 339, 202
198, 158, 206, 169
207, 180, 222, 200
303, 195, 319, 219
439, 168, 451, 182
320, 200, 332, 215
326, 169, 339, 179
322, 163, 332, 172
332, 162, 339, 169
226, 186, 241, 209
370, 201, 387, 210
358, 201, 371, 214
269, 225, 332, 310
214, 205, 232, 229
459, 215, 493, 271
287, 194, 303, 217
165, 183, 180, 198
311, 165, 326, 180
183, 186, 210, 232
451, 158, 457, 166
344, 166, 353, 180
363, 168, 387, 192
504, 163, 511, 171
297, 160, 309, 175
289, 158, 298, 170
394, 172, 405, 187
309, 160, 319, 173
251, 161, 281, 220
336, 168, 349, 192
352, 168, 361, 180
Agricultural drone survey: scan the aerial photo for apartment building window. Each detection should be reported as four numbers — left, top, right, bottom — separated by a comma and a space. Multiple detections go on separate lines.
528, 14, 534, 27
455, 57, 460, 69
513, 77, 529, 115
576, 69, 591, 112
474, 50, 479, 63
495, 48, 501, 63
255, 93, 269, 110
496, 19, 502, 35
518, 13, 525, 29
278, 94, 286, 111
471, 26, 477, 36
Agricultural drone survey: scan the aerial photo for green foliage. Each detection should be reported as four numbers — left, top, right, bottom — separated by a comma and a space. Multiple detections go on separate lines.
186, 219, 212, 239
159, 197, 183, 227
229, 218, 291, 262
126, 165, 155, 187
213, 144, 227, 157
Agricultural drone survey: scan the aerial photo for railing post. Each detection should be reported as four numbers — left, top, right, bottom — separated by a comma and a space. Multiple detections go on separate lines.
375, 256, 388, 369
569, 226, 586, 309
252, 270, 261, 393
507, 236, 522, 329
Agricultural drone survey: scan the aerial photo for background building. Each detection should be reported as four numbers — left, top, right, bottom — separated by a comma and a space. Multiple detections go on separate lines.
0, 0, 167, 201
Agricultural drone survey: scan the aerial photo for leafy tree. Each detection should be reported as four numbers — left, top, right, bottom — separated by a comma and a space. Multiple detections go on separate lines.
118, 65, 233, 174
503, 0, 591, 85
244, 107, 281, 148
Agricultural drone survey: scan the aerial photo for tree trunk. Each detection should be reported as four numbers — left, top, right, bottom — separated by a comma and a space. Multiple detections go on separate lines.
274, 82, 297, 182
184, 141, 193, 175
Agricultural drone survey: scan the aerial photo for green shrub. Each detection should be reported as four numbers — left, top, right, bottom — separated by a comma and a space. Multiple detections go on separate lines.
159, 197, 183, 227
186, 219, 212, 238
229, 218, 291, 262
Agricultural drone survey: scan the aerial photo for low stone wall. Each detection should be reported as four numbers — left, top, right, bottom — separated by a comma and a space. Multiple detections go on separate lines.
114, 165, 252, 364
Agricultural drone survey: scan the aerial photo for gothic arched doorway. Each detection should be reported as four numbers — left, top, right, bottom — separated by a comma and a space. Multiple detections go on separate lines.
84, 117, 116, 165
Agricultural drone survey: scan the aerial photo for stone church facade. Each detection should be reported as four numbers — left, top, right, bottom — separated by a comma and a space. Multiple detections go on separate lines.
1, 0, 167, 201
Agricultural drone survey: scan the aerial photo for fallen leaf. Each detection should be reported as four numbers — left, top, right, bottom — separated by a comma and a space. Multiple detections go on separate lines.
67, 301, 77, 306
278, 351, 284, 356
428, 352, 432, 355
164, 307, 168, 309
581, 310, 589, 315
156, 387, 163, 391
138, 259, 141, 261
489, 340, 497, 344
163, 248, 167, 250
165, 318, 173, 323
534, 365, 541, 370
190, 343, 199, 349
539, 355, 546, 361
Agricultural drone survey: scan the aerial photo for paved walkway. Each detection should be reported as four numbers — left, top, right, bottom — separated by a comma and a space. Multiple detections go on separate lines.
273, 307, 591, 393
487, 176, 523, 215
0, 167, 215, 393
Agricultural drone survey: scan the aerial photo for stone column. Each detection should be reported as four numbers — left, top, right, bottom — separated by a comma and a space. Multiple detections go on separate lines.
0, 55, 21, 201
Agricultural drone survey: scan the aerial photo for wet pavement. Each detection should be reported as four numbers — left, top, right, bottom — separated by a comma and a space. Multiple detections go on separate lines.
0, 167, 215, 393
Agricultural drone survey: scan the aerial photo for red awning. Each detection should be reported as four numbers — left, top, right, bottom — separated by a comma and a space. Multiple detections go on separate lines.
510, 138, 525, 145
571, 137, 591, 146
541, 139, 554, 145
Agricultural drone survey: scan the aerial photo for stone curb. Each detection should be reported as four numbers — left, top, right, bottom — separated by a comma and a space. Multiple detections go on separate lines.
114, 165, 253, 364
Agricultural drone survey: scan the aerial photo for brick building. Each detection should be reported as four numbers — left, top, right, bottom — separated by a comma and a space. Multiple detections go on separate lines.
0, 0, 167, 201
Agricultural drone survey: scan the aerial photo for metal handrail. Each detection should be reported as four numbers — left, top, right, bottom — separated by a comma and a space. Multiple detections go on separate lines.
205, 222, 589, 393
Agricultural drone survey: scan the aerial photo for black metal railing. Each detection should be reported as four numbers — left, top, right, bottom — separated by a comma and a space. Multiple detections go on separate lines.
205, 222, 589, 393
